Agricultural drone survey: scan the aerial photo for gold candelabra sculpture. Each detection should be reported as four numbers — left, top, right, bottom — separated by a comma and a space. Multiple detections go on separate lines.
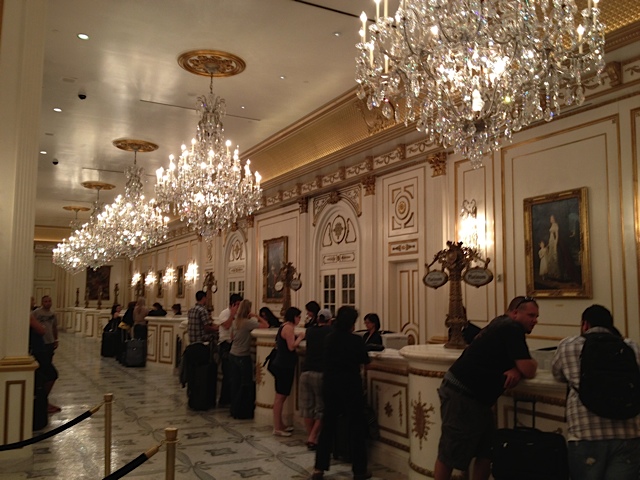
114, 283, 119, 306
275, 262, 302, 317
202, 271, 218, 312
424, 241, 493, 349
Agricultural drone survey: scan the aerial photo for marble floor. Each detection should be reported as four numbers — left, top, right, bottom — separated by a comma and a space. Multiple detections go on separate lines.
1, 333, 407, 480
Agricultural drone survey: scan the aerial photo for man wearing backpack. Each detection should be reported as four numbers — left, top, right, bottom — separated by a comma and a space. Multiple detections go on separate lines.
552, 304, 640, 479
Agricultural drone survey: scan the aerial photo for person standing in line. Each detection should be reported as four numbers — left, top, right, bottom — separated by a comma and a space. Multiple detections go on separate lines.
32, 295, 61, 413
214, 293, 242, 407
304, 301, 321, 328
187, 291, 217, 344
552, 304, 640, 480
312, 306, 370, 480
272, 306, 305, 435
229, 299, 268, 419
299, 308, 333, 449
433, 296, 539, 480
132, 297, 149, 340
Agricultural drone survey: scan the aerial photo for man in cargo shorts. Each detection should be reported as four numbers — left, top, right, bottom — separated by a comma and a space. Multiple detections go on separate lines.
434, 296, 539, 480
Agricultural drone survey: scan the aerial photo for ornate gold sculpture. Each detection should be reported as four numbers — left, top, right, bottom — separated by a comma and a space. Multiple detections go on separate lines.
424, 241, 492, 349
276, 262, 302, 317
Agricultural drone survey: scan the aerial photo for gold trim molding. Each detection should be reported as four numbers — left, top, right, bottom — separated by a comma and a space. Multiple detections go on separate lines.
112, 138, 158, 152
177, 49, 246, 77
407, 367, 446, 378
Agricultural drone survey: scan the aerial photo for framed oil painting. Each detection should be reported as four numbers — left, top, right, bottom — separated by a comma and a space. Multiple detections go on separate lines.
156, 270, 163, 298
523, 187, 591, 298
176, 265, 185, 298
263, 236, 287, 303
86, 266, 111, 300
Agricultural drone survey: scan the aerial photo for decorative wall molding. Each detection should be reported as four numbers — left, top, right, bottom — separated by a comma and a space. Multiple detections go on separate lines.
362, 175, 376, 196
427, 152, 448, 177
389, 239, 419, 256
313, 184, 362, 226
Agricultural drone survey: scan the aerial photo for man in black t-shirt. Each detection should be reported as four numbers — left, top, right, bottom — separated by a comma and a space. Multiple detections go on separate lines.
434, 296, 539, 480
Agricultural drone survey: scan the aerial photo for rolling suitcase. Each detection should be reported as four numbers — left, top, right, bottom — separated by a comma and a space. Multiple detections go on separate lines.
492, 398, 569, 480
187, 361, 217, 410
101, 330, 120, 357
123, 338, 146, 367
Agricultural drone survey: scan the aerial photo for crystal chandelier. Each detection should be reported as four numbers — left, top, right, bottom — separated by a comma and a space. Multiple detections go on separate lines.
96, 139, 168, 260
155, 50, 262, 238
53, 182, 115, 272
355, 0, 605, 167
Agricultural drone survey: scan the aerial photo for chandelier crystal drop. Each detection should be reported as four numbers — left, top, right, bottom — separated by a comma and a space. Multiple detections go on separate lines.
155, 77, 262, 238
355, 0, 606, 167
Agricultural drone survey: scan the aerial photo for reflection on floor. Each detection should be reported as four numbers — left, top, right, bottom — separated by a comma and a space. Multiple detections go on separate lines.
1, 333, 407, 479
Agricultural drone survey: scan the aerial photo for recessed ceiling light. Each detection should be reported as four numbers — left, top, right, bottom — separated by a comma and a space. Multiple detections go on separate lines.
77, 33, 89, 40
53, 108, 62, 112
241, 105, 245, 109
40, 151, 47, 155
280, 76, 286, 80
334, 32, 341, 37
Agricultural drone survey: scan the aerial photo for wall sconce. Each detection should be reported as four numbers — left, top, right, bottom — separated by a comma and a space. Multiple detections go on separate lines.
459, 199, 479, 249
131, 272, 141, 287
145, 270, 156, 286
163, 266, 176, 285
185, 261, 198, 284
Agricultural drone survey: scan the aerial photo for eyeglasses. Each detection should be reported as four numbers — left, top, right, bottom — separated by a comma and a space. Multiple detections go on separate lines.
516, 296, 538, 309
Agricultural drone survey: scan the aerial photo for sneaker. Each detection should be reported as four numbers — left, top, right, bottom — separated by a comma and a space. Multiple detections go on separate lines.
273, 429, 292, 437
284, 425, 294, 432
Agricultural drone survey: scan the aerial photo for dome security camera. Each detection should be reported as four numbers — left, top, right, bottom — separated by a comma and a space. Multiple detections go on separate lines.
52, 159, 59, 165
78, 91, 87, 100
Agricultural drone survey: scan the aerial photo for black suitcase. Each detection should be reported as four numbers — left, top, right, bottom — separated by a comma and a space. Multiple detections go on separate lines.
187, 361, 217, 411
101, 330, 120, 357
123, 339, 146, 367
492, 398, 569, 480
231, 381, 255, 419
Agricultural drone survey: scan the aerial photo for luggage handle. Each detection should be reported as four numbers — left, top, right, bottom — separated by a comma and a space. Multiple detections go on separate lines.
512, 396, 537, 429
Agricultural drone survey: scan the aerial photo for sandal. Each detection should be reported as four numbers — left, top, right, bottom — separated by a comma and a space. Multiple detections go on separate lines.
273, 429, 292, 437
306, 441, 317, 451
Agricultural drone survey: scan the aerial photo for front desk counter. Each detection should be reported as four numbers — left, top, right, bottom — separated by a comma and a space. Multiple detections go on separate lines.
62, 309, 186, 368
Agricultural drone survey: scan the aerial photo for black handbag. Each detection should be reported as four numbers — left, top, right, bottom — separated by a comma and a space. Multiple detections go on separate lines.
492, 398, 569, 480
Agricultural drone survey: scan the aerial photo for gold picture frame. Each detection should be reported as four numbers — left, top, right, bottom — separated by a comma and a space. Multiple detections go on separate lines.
523, 187, 591, 298
156, 270, 163, 298
176, 265, 185, 298
263, 236, 287, 303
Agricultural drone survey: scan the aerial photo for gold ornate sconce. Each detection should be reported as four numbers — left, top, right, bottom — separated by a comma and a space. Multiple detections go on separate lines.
274, 262, 302, 316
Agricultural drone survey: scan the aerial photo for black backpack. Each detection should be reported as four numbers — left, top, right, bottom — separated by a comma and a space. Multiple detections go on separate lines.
578, 331, 640, 420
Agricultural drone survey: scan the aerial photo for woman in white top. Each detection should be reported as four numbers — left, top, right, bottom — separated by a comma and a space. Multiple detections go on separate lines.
229, 299, 268, 419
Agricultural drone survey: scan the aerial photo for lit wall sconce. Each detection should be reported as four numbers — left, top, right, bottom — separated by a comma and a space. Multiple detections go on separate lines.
131, 272, 141, 287
459, 199, 478, 249
185, 261, 198, 284
145, 270, 156, 286
163, 266, 176, 285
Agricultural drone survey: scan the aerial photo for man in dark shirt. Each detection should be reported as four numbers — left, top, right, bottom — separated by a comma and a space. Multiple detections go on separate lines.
434, 296, 539, 480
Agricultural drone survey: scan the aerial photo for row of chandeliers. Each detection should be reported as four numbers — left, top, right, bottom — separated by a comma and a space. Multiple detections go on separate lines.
53, 50, 263, 273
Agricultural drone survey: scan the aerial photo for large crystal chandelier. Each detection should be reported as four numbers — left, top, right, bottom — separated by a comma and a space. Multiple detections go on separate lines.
355, 0, 605, 167
97, 139, 169, 259
155, 50, 262, 238
53, 182, 115, 272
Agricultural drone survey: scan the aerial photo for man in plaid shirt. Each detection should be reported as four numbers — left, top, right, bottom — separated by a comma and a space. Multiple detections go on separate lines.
552, 304, 640, 479
188, 291, 217, 343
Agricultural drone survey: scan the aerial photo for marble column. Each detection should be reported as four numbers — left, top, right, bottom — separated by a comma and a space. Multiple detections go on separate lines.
0, 0, 47, 467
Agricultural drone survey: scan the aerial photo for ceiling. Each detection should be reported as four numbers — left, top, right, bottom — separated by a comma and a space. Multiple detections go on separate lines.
35, 0, 640, 238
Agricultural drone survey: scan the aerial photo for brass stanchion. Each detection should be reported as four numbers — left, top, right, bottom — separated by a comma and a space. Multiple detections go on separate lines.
164, 427, 178, 480
104, 393, 113, 476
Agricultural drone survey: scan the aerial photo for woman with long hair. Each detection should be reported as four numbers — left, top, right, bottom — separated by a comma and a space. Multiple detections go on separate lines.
304, 301, 321, 328
132, 297, 149, 340
271, 306, 305, 436
229, 299, 268, 419
259, 306, 281, 328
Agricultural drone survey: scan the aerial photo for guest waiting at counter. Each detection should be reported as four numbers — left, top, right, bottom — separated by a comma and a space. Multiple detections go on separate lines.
171, 303, 182, 316
300, 308, 333, 450
312, 306, 370, 480
304, 301, 321, 328
148, 302, 167, 317
105, 304, 122, 332
259, 306, 281, 328
132, 297, 149, 340
363, 313, 383, 349
272, 307, 305, 436
229, 299, 268, 419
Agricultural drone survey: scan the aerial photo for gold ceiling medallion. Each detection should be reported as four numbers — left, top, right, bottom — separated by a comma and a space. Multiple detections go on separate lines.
62, 206, 90, 212
112, 138, 159, 153
81, 181, 116, 191
177, 50, 246, 77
